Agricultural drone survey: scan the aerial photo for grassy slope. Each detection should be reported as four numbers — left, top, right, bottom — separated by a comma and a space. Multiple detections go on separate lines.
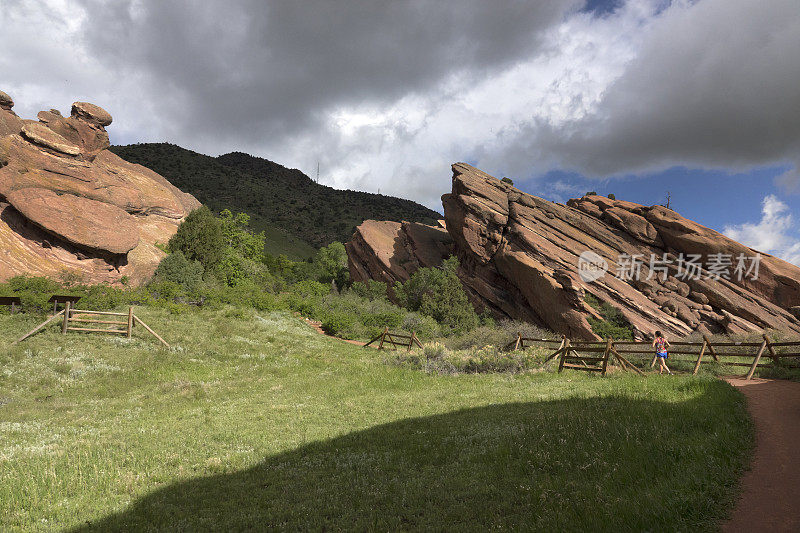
109, 143, 441, 258
0, 310, 752, 531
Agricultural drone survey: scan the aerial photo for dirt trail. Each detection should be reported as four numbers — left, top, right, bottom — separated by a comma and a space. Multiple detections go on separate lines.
722, 378, 800, 532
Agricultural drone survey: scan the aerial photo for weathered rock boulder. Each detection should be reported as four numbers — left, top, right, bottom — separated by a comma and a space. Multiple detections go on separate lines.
347, 163, 800, 340
346, 220, 453, 288
0, 90, 200, 285
7, 188, 140, 255
0, 91, 13, 111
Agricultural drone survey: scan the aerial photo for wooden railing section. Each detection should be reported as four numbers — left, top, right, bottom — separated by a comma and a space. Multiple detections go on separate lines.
12, 305, 169, 348
506, 333, 800, 380
363, 326, 423, 351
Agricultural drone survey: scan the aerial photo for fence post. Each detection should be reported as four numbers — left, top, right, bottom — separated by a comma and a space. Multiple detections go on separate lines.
408, 331, 414, 352
127, 307, 134, 339
558, 338, 571, 373
763, 333, 778, 365
692, 339, 708, 375
412, 332, 423, 349
703, 335, 720, 362
611, 345, 645, 376
601, 338, 612, 376
745, 339, 768, 380
514, 333, 521, 351
12, 310, 64, 345
61, 300, 71, 335
378, 326, 388, 350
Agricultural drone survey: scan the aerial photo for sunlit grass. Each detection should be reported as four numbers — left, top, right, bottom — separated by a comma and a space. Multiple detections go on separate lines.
0, 309, 753, 531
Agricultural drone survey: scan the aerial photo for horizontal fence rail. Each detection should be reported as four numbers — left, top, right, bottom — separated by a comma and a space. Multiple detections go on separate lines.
506, 332, 800, 380
363, 327, 423, 351
11, 304, 169, 348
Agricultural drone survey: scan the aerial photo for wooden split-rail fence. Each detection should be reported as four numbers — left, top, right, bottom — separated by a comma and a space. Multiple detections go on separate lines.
12, 303, 169, 348
506, 333, 800, 380
363, 326, 423, 351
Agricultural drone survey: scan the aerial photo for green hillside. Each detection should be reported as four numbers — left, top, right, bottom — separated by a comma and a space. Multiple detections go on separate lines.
110, 143, 441, 259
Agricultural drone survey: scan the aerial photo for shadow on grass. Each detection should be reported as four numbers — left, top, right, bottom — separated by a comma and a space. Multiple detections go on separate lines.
74, 384, 751, 531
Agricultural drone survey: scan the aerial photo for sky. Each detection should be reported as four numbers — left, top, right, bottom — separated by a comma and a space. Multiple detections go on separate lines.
1, 0, 799, 263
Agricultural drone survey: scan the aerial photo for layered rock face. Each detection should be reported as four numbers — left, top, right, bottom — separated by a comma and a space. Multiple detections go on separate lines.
348, 163, 800, 340
346, 220, 453, 289
0, 91, 200, 285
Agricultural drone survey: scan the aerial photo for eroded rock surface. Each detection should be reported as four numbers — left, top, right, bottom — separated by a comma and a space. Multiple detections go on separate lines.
0, 90, 200, 285
346, 220, 453, 289
347, 163, 800, 339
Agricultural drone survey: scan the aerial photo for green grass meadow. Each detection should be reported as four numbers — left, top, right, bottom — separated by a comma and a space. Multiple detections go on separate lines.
1, 309, 753, 531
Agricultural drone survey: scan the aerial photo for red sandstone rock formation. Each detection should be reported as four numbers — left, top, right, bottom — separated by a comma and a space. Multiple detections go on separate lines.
0, 90, 200, 285
347, 163, 800, 339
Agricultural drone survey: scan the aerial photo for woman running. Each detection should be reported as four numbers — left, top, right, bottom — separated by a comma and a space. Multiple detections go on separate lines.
652, 330, 672, 375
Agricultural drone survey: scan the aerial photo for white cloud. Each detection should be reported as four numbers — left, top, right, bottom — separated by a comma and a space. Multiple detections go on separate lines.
269, 1, 656, 208
724, 195, 800, 265
528, 0, 800, 182
1, 0, 799, 210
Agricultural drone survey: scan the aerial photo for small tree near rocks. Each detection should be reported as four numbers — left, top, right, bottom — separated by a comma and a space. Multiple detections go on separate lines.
394, 256, 479, 334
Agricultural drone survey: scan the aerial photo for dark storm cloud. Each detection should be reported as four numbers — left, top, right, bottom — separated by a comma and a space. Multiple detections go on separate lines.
511, 0, 800, 183
5, 0, 798, 210
74, 0, 580, 148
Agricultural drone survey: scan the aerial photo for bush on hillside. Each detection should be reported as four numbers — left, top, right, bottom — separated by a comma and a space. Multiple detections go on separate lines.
390, 342, 546, 375
0, 276, 63, 313
291, 242, 350, 289
153, 251, 204, 290
395, 257, 479, 334
585, 294, 635, 340
168, 206, 225, 268
444, 320, 556, 350
219, 209, 265, 263
349, 280, 388, 301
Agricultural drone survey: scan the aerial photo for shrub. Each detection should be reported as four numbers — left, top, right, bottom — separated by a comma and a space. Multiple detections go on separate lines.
391, 343, 545, 375
445, 319, 555, 350
286, 280, 328, 316
321, 312, 358, 337
350, 280, 388, 301
394, 257, 479, 335
219, 209, 265, 263
80, 284, 131, 311
501, 177, 514, 186
585, 294, 635, 340
147, 280, 185, 303
2, 276, 63, 313
216, 249, 250, 287
313, 242, 349, 289
400, 313, 441, 339
168, 206, 225, 269
153, 251, 204, 290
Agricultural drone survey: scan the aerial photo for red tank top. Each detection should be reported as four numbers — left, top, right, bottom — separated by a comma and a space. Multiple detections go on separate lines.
654, 337, 667, 352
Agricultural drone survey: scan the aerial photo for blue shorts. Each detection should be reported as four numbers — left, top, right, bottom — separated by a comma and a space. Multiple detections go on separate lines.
656, 352, 668, 359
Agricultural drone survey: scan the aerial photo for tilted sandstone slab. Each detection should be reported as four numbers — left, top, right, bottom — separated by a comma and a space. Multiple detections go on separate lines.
347, 163, 800, 340
7, 188, 140, 255
346, 220, 453, 289
0, 90, 200, 285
